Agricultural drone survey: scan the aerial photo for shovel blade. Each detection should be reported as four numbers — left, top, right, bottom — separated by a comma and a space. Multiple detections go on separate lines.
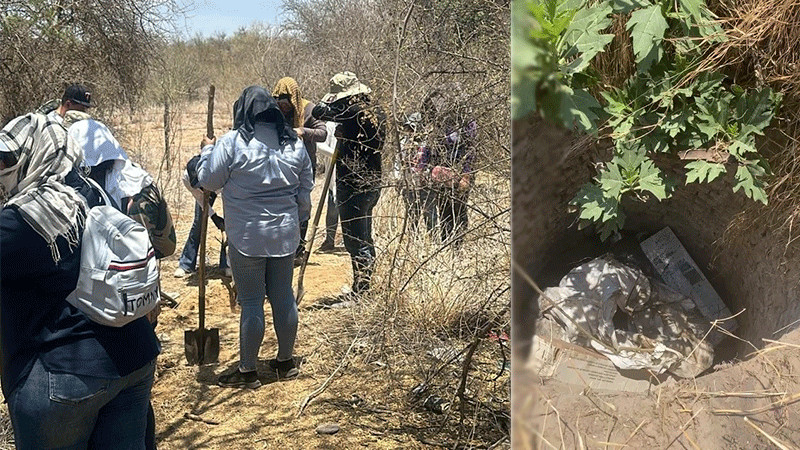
184, 328, 220, 365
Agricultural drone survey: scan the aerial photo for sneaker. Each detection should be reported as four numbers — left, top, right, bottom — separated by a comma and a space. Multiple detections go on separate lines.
218, 368, 261, 389
317, 241, 335, 253
268, 358, 299, 380
173, 267, 192, 278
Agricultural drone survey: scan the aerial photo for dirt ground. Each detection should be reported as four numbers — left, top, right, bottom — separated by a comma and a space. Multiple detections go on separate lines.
0, 100, 510, 448
515, 328, 800, 449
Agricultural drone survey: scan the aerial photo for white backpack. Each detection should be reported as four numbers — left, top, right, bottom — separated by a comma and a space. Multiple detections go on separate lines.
66, 178, 160, 327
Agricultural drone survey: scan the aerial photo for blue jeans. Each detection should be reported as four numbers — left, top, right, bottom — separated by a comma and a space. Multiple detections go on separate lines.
337, 183, 381, 293
8, 357, 156, 449
178, 201, 228, 271
228, 246, 297, 371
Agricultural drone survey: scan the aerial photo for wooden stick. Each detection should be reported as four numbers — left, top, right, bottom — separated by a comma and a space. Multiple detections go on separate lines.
297, 331, 360, 416
712, 392, 800, 416
743, 417, 792, 450
184, 412, 219, 425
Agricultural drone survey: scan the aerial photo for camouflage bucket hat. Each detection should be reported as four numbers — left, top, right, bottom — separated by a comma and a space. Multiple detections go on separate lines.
322, 71, 372, 103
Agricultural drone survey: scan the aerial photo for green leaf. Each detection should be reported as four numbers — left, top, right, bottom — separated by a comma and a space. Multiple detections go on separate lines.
560, 3, 615, 74
684, 160, 726, 184
599, 163, 627, 198
728, 138, 757, 159
735, 88, 780, 138
571, 183, 626, 241
626, 5, 668, 72
511, 0, 551, 119
677, 0, 725, 41
558, 86, 602, 134
612, 0, 652, 14
637, 159, 668, 200
733, 164, 768, 204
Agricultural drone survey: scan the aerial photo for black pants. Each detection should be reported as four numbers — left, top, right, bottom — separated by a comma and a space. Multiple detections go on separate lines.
436, 188, 469, 248
402, 187, 436, 233
337, 183, 381, 294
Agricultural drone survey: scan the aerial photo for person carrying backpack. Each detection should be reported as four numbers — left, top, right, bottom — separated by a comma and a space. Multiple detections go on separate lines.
68, 118, 176, 260
0, 112, 159, 448
68, 117, 176, 450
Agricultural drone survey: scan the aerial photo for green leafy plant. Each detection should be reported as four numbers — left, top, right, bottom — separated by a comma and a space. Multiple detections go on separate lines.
512, 0, 782, 239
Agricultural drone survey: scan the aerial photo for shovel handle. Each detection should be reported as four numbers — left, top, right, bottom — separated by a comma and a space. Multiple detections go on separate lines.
295, 144, 340, 304
206, 85, 215, 139
198, 190, 210, 332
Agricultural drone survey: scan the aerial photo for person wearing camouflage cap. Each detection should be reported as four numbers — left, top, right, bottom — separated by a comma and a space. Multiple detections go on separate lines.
312, 72, 386, 297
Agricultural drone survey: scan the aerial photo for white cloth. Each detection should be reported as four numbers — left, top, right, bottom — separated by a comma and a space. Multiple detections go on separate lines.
69, 119, 152, 208
539, 256, 714, 378
317, 121, 337, 195
68, 118, 128, 167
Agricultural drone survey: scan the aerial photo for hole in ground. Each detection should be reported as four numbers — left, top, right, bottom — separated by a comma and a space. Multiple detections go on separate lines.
512, 118, 800, 373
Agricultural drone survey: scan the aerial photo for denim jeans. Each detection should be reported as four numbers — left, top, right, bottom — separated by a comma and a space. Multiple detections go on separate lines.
337, 183, 381, 293
8, 357, 156, 449
178, 201, 228, 271
228, 246, 297, 371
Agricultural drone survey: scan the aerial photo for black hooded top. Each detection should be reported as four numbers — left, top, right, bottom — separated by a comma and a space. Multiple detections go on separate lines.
233, 85, 297, 145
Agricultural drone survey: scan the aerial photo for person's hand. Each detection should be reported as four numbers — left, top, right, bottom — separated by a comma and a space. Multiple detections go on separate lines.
294, 127, 304, 138
147, 302, 161, 326
431, 166, 456, 185
211, 213, 225, 231
201, 136, 216, 148
458, 175, 471, 192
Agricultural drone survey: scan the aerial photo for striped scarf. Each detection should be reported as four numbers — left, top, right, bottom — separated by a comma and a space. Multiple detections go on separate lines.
0, 113, 87, 263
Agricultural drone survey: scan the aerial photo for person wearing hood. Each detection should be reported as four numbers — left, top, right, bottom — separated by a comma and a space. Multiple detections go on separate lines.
68, 117, 176, 450
273, 77, 328, 266
196, 85, 313, 387
68, 118, 176, 260
312, 72, 386, 297
0, 112, 160, 448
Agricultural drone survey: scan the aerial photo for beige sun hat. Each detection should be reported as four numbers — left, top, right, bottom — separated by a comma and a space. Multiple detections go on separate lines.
321, 71, 372, 103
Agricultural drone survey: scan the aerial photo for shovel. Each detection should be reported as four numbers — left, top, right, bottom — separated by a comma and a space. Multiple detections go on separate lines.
184, 85, 220, 365
295, 143, 340, 305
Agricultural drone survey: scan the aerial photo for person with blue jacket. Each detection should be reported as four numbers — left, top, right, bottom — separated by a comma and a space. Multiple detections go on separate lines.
196, 86, 313, 387
0, 112, 159, 448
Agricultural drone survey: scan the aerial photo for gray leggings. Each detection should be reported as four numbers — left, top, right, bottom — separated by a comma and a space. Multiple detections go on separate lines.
228, 246, 297, 371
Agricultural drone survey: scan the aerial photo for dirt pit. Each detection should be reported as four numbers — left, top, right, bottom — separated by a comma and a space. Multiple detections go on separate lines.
512, 117, 800, 449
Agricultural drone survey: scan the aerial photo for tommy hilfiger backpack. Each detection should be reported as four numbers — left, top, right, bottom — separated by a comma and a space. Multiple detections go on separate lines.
66, 178, 160, 327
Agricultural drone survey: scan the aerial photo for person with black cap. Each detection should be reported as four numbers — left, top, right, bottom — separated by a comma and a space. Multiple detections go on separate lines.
311, 72, 386, 297
195, 85, 313, 387
36, 83, 95, 126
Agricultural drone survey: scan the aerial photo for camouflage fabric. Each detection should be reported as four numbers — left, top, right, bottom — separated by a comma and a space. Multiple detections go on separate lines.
127, 182, 176, 259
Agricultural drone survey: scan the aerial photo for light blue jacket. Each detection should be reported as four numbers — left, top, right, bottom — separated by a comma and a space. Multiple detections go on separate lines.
197, 123, 313, 257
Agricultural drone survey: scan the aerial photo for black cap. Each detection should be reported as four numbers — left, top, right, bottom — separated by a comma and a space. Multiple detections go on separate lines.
62, 84, 93, 107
